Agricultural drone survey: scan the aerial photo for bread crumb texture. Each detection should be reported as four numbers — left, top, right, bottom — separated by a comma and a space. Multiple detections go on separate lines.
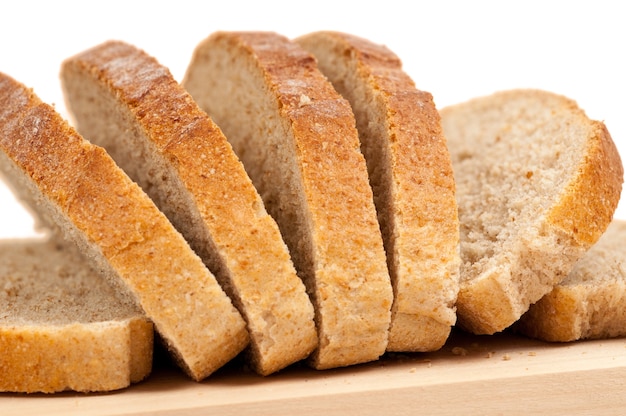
442, 89, 623, 334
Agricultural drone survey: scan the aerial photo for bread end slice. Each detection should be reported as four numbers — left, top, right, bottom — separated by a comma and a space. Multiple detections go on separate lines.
0, 239, 153, 393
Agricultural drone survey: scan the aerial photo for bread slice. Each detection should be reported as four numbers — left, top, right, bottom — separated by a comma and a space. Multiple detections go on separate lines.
60, 40, 317, 376
0, 72, 248, 381
440, 89, 623, 334
0, 238, 153, 393
183, 31, 393, 369
517, 220, 626, 342
296, 31, 460, 352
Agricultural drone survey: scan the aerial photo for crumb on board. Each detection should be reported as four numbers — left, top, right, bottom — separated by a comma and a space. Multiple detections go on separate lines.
485, 351, 495, 358
502, 354, 511, 361
451, 347, 468, 356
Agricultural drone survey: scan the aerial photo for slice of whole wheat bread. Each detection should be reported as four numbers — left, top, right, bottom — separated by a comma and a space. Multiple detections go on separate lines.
440, 89, 623, 334
297, 31, 460, 352
0, 72, 248, 381
0, 238, 153, 393
183, 31, 393, 369
60, 40, 317, 376
517, 220, 626, 342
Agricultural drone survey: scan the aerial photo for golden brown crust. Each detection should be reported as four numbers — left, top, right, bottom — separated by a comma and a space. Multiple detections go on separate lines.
296, 31, 459, 352
0, 72, 248, 381
0, 320, 152, 393
184, 32, 393, 369
61, 41, 317, 376
546, 121, 623, 246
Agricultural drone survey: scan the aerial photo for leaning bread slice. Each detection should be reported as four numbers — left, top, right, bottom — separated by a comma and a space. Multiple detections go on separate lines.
183, 31, 393, 369
0, 72, 248, 381
440, 89, 623, 334
297, 31, 460, 352
517, 220, 626, 342
0, 238, 153, 393
60, 40, 317, 376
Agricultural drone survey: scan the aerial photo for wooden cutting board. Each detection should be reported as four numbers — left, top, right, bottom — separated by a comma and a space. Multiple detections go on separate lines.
3, 330, 626, 415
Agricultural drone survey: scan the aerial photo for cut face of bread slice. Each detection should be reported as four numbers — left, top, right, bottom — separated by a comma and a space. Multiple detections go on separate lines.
0, 238, 153, 393
183, 31, 393, 369
441, 89, 623, 334
0, 72, 248, 381
60, 41, 317, 376
517, 220, 626, 342
297, 31, 460, 352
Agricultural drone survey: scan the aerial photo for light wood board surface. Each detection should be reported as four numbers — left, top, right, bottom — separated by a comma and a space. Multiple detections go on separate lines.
3, 330, 626, 415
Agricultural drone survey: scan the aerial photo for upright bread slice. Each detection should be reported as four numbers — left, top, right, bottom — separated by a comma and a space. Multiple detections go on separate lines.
183, 31, 393, 369
517, 220, 626, 342
0, 72, 248, 381
60, 41, 317, 376
441, 89, 623, 334
297, 31, 460, 352
0, 238, 153, 393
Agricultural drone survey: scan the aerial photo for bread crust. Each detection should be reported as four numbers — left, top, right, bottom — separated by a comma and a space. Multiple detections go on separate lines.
0, 72, 248, 381
297, 31, 460, 352
441, 89, 623, 334
184, 32, 393, 369
60, 41, 317, 376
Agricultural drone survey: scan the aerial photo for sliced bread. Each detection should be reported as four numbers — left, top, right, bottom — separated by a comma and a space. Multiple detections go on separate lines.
60, 40, 317, 376
440, 89, 623, 334
0, 72, 248, 381
297, 31, 460, 352
517, 220, 626, 342
183, 31, 393, 369
0, 238, 153, 393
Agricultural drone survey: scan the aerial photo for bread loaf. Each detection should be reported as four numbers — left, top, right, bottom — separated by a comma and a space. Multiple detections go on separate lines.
0, 238, 153, 393
183, 31, 393, 369
60, 40, 317, 376
517, 220, 626, 342
297, 31, 460, 352
0, 72, 248, 381
440, 89, 623, 334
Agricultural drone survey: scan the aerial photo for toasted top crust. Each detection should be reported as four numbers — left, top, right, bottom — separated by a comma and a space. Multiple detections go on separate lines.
60, 40, 317, 376
441, 89, 623, 334
0, 72, 248, 381
0, 239, 153, 393
517, 220, 626, 342
297, 31, 460, 352
184, 31, 393, 369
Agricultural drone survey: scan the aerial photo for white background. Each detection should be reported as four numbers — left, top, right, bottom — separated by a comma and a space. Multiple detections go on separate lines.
1, 0, 624, 238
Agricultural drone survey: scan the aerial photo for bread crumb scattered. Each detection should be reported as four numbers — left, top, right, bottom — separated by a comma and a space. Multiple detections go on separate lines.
485, 351, 495, 358
409, 367, 417, 373
451, 347, 468, 356
502, 354, 511, 361
528, 351, 537, 356
299, 94, 312, 107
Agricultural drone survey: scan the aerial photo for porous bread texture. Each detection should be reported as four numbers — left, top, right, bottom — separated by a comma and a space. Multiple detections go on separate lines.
0, 239, 153, 393
517, 220, 626, 342
297, 31, 460, 352
183, 31, 393, 369
60, 40, 317, 376
441, 89, 623, 335
0, 72, 249, 381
